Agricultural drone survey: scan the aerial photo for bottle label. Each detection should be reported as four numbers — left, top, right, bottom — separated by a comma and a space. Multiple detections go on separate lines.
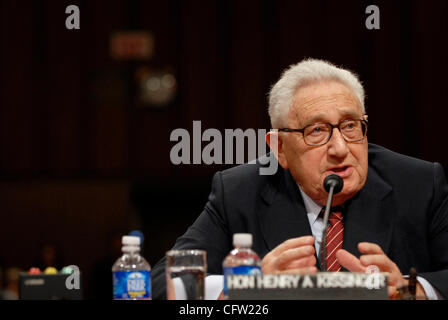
113, 271, 151, 299
223, 265, 261, 295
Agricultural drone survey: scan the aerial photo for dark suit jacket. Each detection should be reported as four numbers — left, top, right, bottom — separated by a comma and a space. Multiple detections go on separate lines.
152, 143, 448, 299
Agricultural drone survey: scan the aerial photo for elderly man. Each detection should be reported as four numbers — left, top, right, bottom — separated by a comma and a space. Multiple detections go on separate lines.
152, 59, 448, 299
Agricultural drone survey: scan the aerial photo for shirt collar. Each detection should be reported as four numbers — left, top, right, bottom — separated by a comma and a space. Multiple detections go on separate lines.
298, 186, 323, 225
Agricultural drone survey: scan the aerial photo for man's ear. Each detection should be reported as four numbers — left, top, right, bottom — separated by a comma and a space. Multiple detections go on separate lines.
266, 130, 288, 169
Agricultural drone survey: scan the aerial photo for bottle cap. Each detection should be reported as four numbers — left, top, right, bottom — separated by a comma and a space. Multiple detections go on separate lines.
129, 230, 144, 245
44, 267, 58, 274
28, 267, 41, 275
60, 266, 74, 274
233, 233, 253, 247
122, 245, 140, 253
122, 235, 140, 246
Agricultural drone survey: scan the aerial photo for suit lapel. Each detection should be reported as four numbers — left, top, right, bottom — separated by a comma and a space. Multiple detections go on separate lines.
257, 164, 396, 267
342, 167, 395, 260
257, 168, 313, 252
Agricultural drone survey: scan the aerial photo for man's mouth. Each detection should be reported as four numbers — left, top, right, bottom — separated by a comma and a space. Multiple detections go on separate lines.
327, 166, 353, 178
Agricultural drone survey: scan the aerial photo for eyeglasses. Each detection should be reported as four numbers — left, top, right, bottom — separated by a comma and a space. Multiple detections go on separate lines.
278, 118, 368, 146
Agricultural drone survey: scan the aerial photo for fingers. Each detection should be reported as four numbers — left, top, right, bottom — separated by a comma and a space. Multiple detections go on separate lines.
388, 286, 397, 298
271, 236, 314, 256
357, 242, 405, 288
357, 243, 393, 272
360, 253, 404, 286
358, 242, 384, 255
357, 243, 396, 271
284, 255, 316, 270
276, 266, 318, 275
335, 249, 366, 272
273, 245, 315, 270
360, 254, 393, 270
262, 236, 316, 274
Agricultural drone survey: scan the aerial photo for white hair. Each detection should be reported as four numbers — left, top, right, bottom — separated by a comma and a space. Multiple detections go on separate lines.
268, 58, 365, 128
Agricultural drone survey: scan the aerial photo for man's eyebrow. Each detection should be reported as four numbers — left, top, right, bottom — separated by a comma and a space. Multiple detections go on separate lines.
302, 110, 361, 127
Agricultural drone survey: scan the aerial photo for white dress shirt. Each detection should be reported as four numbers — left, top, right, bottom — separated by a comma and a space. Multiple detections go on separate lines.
298, 187, 442, 300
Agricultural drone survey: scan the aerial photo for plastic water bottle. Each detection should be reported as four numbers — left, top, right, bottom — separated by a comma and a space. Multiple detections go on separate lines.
112, 235, 151, 300
222, 233, 262, 298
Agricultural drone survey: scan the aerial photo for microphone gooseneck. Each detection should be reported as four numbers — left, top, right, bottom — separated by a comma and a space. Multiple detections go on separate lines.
321, 174, 344, 272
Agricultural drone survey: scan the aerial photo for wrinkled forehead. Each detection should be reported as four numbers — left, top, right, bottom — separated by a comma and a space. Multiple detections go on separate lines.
288, 81, 363, 126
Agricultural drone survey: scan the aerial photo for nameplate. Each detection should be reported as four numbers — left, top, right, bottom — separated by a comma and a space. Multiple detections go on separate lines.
227, 272, 388, 300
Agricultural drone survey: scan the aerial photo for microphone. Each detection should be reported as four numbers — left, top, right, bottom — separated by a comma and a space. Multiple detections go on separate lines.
321, 174, 344, 271
324, 174, 344, 194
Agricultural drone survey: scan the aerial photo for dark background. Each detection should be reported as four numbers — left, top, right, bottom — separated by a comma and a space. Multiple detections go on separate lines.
0, 0, 447, 298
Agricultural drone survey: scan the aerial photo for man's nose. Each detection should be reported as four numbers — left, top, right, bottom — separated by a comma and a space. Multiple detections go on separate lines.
327, 128, 349, 158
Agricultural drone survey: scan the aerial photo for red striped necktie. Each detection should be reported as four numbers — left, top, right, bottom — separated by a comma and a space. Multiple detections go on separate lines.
321, 208, 344, 272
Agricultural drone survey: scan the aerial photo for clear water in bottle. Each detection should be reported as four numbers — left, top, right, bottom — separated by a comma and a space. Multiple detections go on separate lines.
222, 233, 261, 298
112, 235, 151, 300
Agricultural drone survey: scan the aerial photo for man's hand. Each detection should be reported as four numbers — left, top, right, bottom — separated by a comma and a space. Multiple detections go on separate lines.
336, 242, 426, 299
261, 236, 318, 274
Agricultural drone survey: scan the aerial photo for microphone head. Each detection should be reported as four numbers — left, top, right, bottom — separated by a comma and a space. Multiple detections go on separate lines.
324, 174, 344, 194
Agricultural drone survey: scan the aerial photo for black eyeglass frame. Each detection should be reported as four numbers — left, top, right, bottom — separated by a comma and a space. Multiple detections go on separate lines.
277, 118, 369, 146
